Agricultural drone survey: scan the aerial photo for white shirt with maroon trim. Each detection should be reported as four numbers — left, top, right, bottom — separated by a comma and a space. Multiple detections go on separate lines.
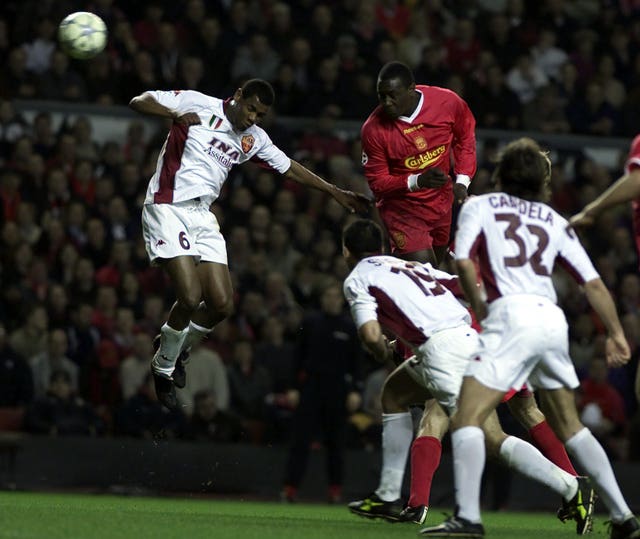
455, 193, 599, 303
143, 90, 291, 205
343, 255, 471, 347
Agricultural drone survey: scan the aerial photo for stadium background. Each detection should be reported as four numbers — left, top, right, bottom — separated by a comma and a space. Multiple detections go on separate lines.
0, 0, 639, 508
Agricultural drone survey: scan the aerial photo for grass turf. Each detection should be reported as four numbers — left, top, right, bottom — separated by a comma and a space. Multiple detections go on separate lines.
0, 491, 612, 539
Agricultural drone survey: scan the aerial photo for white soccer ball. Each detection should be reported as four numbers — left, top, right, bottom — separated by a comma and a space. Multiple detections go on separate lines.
58, 12, 107, 60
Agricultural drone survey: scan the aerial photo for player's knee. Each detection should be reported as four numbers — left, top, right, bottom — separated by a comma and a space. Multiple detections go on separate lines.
380, 384, 404, 413
177, 291, 202, 313
207, 295, 234, 320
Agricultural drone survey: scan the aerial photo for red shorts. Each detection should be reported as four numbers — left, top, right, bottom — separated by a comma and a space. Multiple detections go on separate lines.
502, 386, 533, 403
379, 192, 453, 254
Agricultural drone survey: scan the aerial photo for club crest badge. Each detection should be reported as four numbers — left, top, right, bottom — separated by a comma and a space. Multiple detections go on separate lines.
241, 135, 255, 153
414, 136, 427, 150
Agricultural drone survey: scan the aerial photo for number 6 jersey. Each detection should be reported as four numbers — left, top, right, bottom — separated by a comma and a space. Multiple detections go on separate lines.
343, 256, 471, 347
455, 193, 600, 304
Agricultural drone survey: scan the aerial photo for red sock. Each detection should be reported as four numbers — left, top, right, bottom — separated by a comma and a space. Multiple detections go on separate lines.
408, 436, 442, 507
529, 420, 577, 476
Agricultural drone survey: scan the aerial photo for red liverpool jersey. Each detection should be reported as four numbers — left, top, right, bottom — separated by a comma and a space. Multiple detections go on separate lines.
361, 85, 477, 215
626, 135, 640, 264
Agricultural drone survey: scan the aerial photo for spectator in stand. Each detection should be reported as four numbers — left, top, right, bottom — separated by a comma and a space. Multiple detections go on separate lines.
9, 303, 48, 361
115, 373, 186, 439
176, 340, 230, 416
231, 33, 279, 83
522, 84, 570, 134
578, 356, 628, 457
506, 53, 549, 105
25, 370, 103, 436
187, 389, 243, 443
445, 18, 482, 75
38, 50, 87, 102
567, 81, 620, 136
468, 63, 521, 129
0, 322, 33, 407
120, 331, 155, 401
29, 329, 78, 399
1, 47, 38, 99
531, 28, 569, 82
282, 282, 363, 503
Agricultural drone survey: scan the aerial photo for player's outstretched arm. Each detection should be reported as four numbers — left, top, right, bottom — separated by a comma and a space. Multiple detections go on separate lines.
456, 258, 487, 321
358, 320, 395, 365
583, 278, 631, 367
570, 169, 640, 227
128, 92, 201, 126
284, 159, 372, 214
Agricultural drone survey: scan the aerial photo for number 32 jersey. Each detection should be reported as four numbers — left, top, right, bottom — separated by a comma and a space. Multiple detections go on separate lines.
343, 256, 471, 346
455, 193, 599, 304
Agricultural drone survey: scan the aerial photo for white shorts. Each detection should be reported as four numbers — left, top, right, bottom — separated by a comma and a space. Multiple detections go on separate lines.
141, 199, 227, 266
465, 295, 579, 393
404, 325, 479, 414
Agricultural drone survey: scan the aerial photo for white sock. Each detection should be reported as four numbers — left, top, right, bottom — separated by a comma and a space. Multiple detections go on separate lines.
565, 427, 633, 523
452, 426, 484, 524
375, 412, 413, 501
500, 436, 576, 500
181, 321, 212, 361
151, 323, 187, 377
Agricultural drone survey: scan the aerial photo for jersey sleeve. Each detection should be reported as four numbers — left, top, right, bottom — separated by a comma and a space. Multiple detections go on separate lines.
252, 132, 291, 174
454, 199, 483, 260
343, 275, 378, 329
361, 120, 414, 196
625, 134, 640, 173
147, 90, 210, 115
556, 224, 600, 285
451, 94, 477, 180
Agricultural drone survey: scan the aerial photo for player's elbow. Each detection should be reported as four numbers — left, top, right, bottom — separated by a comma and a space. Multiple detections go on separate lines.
128, 93, 149, 111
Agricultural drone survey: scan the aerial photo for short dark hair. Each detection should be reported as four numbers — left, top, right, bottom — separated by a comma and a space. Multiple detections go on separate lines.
343, 219, 383, 259
378, 61, 414, 88
241, 79, 275, 106
492, 137, 551, 201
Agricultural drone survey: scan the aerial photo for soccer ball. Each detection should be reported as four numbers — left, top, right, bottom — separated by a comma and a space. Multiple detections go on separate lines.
58, 12, 107, 60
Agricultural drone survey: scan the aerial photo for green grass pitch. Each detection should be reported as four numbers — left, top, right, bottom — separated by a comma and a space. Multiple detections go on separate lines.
0, 491, 613, 539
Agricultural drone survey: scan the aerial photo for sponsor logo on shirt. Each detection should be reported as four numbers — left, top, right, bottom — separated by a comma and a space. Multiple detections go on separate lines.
205, 136, 241, 168
241, 135, 255, 153
404, 144, 446, 170
403, 124, 424, 135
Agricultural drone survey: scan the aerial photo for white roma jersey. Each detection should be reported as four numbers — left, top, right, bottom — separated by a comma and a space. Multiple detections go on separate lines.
455, 193, 599, 303
343, 255, 471, 347
143, 90, 291, 205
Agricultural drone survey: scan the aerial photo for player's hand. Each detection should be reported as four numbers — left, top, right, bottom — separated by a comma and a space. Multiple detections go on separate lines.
568, 210, 596, 229
332, 188, 373, 214
605, 333, 631, 368
173, 112, 201, 126
453, 183, 468, 204
417, 168, 448, 189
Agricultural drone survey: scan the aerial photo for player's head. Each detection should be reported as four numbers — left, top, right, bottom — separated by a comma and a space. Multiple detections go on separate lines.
342, 219, 384, 265
376, 61, 417, 119
492, 137, 552, 202
229, 78, 275, 130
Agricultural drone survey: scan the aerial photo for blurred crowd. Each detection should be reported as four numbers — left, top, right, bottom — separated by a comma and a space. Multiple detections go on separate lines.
0, 0, 639, 460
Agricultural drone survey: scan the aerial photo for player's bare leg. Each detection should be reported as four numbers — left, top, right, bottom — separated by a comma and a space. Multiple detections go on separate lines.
349, 364, 432, 521
507, 392, 577, 475
152, 258, 233, 408
538, 387, 640, 535
399, 399, 449, 524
